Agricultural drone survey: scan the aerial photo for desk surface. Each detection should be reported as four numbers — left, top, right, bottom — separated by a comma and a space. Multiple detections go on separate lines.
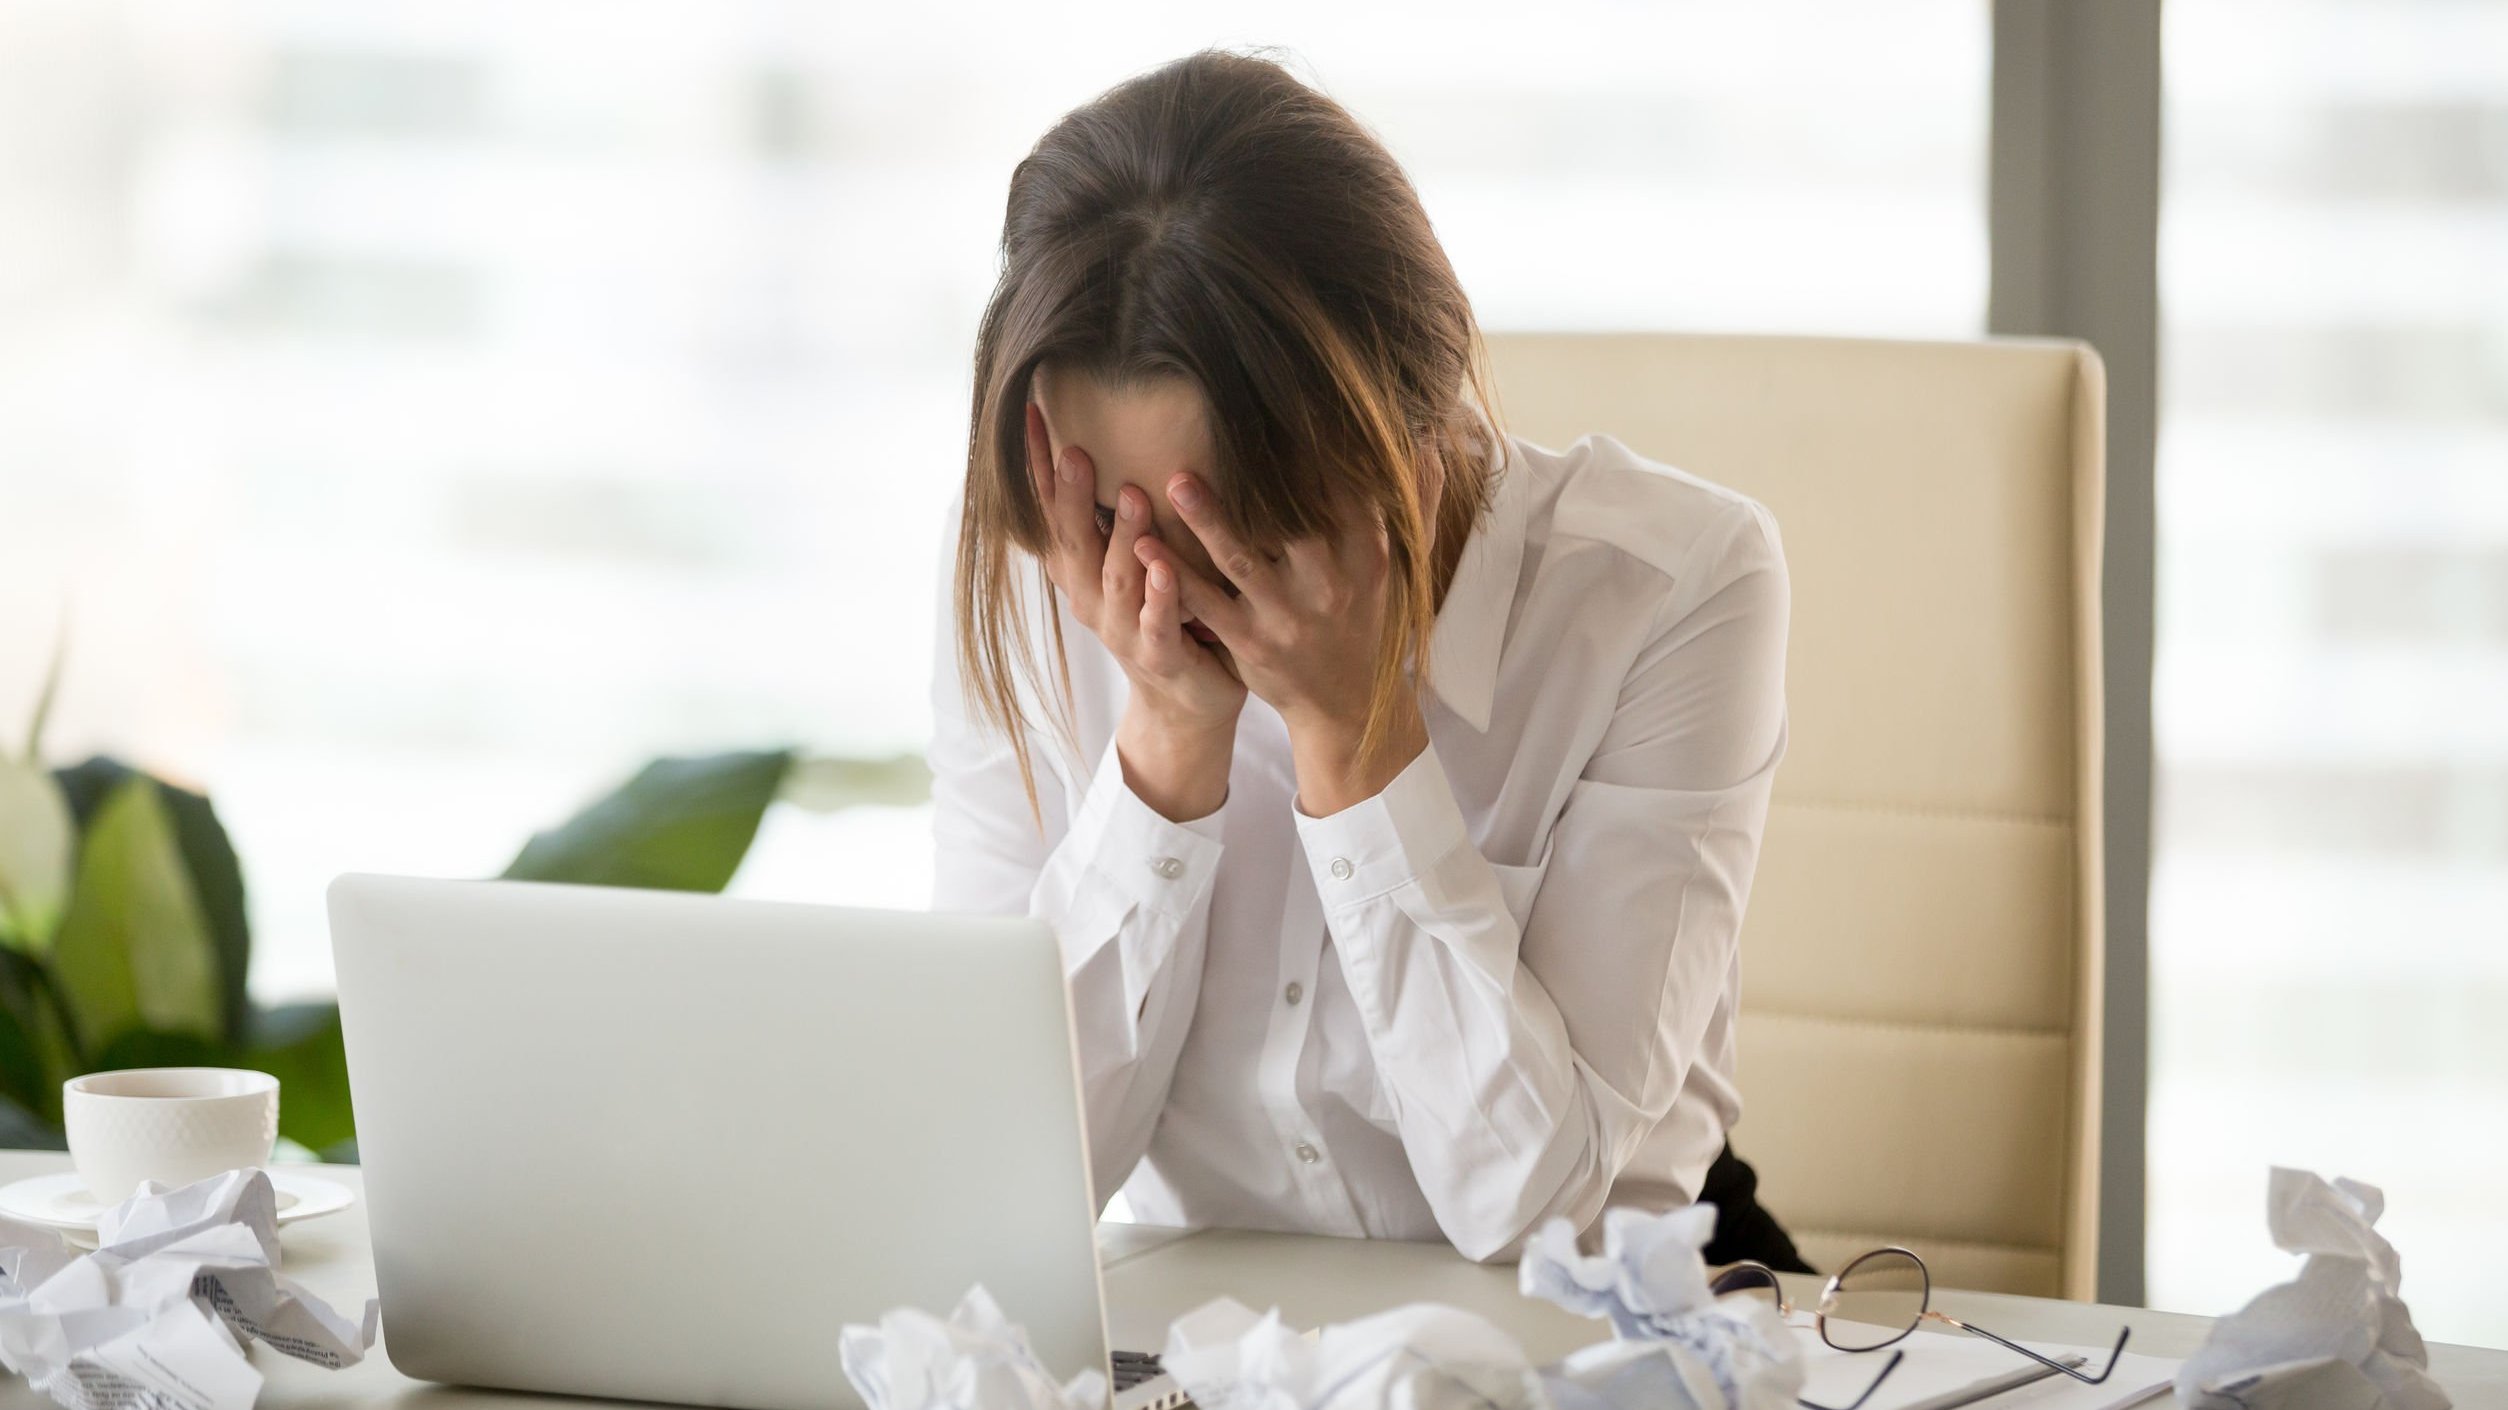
2, 1155, 2500, 1406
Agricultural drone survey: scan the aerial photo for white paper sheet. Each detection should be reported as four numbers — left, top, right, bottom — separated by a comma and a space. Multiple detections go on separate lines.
1792, 1321, 2178, 1410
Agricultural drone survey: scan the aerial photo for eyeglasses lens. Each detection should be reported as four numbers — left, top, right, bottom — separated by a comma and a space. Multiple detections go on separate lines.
1819, 1250, 1927, 1352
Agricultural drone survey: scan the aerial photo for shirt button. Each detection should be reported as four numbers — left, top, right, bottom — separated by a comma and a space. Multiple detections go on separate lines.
1294, 1142, 1320, 1165
1150, 856, 1184, 880
1284, 981, 1303, 1006
1329, 857, 1354, 881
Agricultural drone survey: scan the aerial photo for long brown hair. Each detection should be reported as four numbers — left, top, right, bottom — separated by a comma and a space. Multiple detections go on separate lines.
956, 49, 1499, 808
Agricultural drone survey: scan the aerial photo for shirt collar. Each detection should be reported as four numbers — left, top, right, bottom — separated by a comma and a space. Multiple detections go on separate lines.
1426, 421, 1526, 733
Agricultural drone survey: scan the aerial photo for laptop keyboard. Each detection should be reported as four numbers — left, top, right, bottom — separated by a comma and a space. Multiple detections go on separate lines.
1110, 1350, 1164, 1390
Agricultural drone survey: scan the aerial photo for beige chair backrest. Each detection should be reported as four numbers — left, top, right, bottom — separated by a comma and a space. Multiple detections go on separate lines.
1484, 333, 2107, 1300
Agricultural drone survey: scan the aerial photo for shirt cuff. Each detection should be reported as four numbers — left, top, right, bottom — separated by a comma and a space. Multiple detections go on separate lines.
1294, 741, 1472, 909
1068, 734, 1227, 922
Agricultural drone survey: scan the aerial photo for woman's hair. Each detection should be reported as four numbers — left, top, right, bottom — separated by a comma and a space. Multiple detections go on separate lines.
955, 49, 1500, 810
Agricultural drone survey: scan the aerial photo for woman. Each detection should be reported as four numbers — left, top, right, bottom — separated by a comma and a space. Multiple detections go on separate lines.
930, 51, 1800, 1267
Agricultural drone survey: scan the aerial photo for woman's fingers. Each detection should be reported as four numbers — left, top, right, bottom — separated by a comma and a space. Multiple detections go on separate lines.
1306, 492, 1391, 570
1099, 483, 1150, 623
1280, 535, 1332, 578
1136, 549, 1186, 671
1029, 402, 1080, 555
1269, 510, 1386, 617
1138, 536, 1254, 642
1025, 402, 1071, 584
1133, 539, 1249, 710
1340, 508, 1393, 589
1148, 545, 1255, 643
1050, 441, 1106, 610
1165, 472, 1277, 603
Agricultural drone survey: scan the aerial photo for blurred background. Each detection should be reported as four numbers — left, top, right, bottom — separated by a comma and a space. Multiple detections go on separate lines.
1, 0, 2500, 1346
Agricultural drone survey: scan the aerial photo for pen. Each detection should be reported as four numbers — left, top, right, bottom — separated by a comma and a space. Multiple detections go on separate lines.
1891, 1352, 2089, 1410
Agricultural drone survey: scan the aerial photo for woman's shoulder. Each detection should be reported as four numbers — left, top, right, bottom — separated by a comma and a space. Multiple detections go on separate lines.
1510, 431, 1784, 588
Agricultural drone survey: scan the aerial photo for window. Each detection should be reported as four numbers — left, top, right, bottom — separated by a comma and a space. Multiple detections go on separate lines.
0, 3, 1984, 1008
2152, 0, 2508, 1348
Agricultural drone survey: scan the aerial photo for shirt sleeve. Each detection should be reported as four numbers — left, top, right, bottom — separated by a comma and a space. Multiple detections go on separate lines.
926, 532, 1226, 1207
1294, 500, 1790, 1261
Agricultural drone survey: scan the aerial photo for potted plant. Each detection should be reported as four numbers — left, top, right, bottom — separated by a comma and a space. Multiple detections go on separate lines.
0, 646, 927, 1156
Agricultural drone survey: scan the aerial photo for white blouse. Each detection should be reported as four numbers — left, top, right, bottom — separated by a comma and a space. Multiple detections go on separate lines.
928, 429, 1790, 1261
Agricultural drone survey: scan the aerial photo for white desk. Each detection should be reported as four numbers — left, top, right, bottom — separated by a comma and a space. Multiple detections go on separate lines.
3, 1155, 2501, 1406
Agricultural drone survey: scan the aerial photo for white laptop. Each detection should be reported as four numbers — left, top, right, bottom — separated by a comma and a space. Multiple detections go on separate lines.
328, 873, 1188, 1410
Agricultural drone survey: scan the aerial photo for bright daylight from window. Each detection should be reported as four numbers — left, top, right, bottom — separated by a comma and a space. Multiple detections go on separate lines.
2149, 0, 2508, 1351
0, 0, 1984, 1004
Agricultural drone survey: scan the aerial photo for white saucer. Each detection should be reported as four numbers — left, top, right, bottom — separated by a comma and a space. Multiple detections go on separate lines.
0, 1168, 355, 1237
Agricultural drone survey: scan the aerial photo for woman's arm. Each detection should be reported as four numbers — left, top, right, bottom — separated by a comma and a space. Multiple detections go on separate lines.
1295, 501, 1790, 1260
927, 532, 1229, 1208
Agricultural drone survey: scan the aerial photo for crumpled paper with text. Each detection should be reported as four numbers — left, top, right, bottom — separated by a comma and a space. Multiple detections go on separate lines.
0, 1168, 377, 1410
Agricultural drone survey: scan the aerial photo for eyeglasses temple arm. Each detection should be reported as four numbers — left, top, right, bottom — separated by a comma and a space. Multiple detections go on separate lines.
1796, 1348, 1904, 1410
1935, 1315, 2132, 1385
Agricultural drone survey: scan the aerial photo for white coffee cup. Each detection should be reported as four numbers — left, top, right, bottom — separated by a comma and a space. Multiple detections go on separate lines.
62, 1067, 280, 1205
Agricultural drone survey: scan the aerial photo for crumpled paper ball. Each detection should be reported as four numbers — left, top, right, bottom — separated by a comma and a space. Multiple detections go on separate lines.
0, 1168, 378, 1410
1518, 1203, 1802, 1410
1520, 1204, 1720, 1340
839, 1284, 1107, 1410
1161, 1297, 1548, 1410
1535, 1303, 1799, 1410
2174, 1168, 2449, 1410
1538, 1329, 1796, 1410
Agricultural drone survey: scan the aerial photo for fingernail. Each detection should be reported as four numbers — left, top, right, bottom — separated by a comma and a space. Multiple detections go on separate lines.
1149, 562, 1171, 591
1169, 475, 1202, 511
1118, 490, 1139, 522
1057, 450, 1080, 484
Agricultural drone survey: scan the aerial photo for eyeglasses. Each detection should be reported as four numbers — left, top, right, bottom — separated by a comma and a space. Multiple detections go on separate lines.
1710, 1247, 2132, 1410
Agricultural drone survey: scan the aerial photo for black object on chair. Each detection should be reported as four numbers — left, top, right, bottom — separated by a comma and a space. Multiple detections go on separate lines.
1699, 1143, 1815, 1274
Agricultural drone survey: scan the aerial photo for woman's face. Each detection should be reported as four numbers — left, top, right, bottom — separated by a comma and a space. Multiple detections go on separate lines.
1030, 363, 1233, 600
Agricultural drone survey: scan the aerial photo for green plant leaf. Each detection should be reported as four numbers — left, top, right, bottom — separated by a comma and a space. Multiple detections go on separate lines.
92, 1027, 232, 1072
53, 758, 251, 1045
0, 949, 83, 1123
49, 777, 222, 1054
778, 752, 931, 811
0, 1095, 66, 1152
503, 749, 794, 893
0, 759, 74, 953
245, 1002, 355, 1152
0, 961, 54, 1119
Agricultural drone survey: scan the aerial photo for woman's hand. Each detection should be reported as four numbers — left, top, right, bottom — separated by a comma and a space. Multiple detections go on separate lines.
1028, 403, 1244, 821
1141, 471, 1428, 816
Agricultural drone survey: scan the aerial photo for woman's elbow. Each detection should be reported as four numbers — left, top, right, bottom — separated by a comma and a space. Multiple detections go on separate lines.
1446, 1132, 1619, 1264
